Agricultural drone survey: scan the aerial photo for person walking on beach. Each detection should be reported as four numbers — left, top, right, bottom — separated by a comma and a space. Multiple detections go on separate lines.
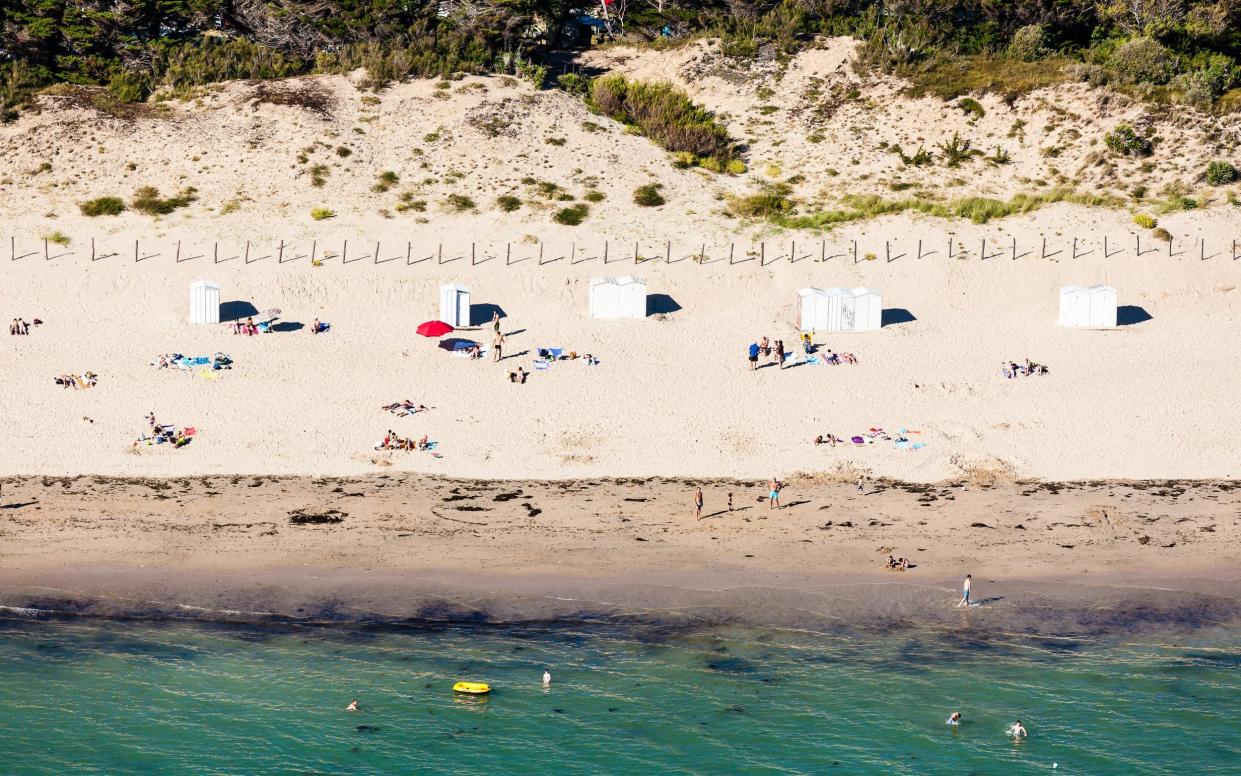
493, 331, 505, 362
957, 574, 972, 607
775, 340, 785, 369
856, 476, 865, 494
769, 478, 782, 510
748, 341, 760, 371
728, 492, 733, 513
694, 488, 704, 520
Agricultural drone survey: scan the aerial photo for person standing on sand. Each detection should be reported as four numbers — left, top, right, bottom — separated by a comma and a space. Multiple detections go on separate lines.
694, 488, 704, 520
748, 341, 760, 371
769, 478, 782, 510
492, 311, 501, 336
493, 331, 505, 362
775, 340, 785, 369
957, 574, 972, 607
857, 476, 865, 494
728, 493, 733, 513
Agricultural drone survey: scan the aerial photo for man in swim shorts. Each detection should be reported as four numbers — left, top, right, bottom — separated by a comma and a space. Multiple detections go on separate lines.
748, 342, 760, 371
957, 574, 972, 607
1007, 720, 1027, 738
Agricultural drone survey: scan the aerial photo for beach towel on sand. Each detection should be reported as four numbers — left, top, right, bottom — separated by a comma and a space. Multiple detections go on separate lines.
534, 360, 550, 370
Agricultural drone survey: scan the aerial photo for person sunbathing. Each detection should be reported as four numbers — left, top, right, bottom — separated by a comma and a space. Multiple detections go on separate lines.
417, 435, 429, 451
826, 351, 841, 365
509, 367, 528, 383
814, 434, 842, 446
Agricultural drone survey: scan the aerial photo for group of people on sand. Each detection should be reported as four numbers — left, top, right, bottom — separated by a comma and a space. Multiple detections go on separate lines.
747, 336, 789, 370
229, 317, 262, 336
1002, 359, 1048, 378
54, 372, 98, 389
747, 335, 856, 371
375, 430, 430, 452
9, 318, 36, 335
134, 411, 194, 448
382, 400, 430, 417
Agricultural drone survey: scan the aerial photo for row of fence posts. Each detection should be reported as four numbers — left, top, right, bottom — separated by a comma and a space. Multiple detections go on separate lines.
10, 235, 1241, 265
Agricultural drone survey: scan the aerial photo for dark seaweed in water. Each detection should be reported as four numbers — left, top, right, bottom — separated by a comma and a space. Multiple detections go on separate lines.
289, 509, 346, 525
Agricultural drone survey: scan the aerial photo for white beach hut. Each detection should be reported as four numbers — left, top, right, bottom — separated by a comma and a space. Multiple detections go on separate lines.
812, 287, 884, 331
1059, 284, 1117, 328
850, 287, 883, 331
439, 282, 471, 327
589, 276, 647, 319
798, 288, 830, 330
189, 280, 220, 325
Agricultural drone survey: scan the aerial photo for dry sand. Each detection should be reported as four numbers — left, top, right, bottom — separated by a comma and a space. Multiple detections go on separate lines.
2, 475, 1239, 633
1, 226, 1239, 481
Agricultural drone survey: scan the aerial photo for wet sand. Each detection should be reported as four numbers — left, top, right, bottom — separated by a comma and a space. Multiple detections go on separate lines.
2, 474, 1239, 635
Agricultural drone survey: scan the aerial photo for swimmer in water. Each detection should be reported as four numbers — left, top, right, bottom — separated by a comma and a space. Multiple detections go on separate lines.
543, 670, 552, 686
346, 699, 358, 712
946, 712, 961, 725
1007, 720, 1027, 738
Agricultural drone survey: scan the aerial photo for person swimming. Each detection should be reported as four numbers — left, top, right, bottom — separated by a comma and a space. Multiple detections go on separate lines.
946, 712, 961, 725
1007, 720, 1027, 738
346, 699, 358, 712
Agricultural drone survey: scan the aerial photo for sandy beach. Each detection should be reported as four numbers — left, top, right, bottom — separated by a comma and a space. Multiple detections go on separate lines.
2, 474, 1240, 634
2, 228, 1240, 482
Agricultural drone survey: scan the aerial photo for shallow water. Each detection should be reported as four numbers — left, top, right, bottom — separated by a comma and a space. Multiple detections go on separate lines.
0, 618, 1238, 774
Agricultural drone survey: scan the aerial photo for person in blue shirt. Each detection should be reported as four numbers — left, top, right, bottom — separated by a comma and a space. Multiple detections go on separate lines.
748, 342, 760, 371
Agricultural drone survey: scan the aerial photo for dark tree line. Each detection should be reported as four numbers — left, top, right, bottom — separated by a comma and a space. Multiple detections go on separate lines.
3, 0, 1240, 116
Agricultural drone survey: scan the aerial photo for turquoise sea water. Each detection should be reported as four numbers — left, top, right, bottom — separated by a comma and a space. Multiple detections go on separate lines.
0, 618, 1238, 775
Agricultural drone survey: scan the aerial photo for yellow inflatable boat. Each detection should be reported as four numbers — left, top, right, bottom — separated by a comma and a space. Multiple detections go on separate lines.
452, 681, 491, 695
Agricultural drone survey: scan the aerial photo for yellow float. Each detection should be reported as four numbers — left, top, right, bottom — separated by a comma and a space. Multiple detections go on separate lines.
452, 681, 491, 695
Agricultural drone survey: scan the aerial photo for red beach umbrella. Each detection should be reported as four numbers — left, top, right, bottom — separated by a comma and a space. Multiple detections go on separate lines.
416, 320, 454, 338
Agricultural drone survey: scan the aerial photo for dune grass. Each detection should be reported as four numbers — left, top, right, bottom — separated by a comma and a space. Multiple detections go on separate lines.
752, 189, 1118, 229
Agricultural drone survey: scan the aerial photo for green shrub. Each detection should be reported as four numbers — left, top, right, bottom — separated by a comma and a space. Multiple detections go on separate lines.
335, 146, 352, 158
1108, 38, 1175, 85
44, 230, 71, 246
445, 193, 475, 211
726, 159, 748, 174
557, 73, 590, 96
1133, 213, 1157, 228
1205, 160, 1237, 185
633, 183, 666, 207
395, 191, 427, 213
108, 70, 151, 102
310, 164, 329, 187
589, 75, 735, 170
957, 97, 985, 119
131, 186, 197, 215
553, 203, 589, 225
584, 190, 606, 203
1152, 227, 1172, 242
937, 133, 980, 167
79, 196, 125, 217
497, 194, 522, 212
1007, 24, 1047, 62
727, 183, 795, 218
310, 207, 335, 220
372, 170, 399, 192
1104, 125, 1152, 157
